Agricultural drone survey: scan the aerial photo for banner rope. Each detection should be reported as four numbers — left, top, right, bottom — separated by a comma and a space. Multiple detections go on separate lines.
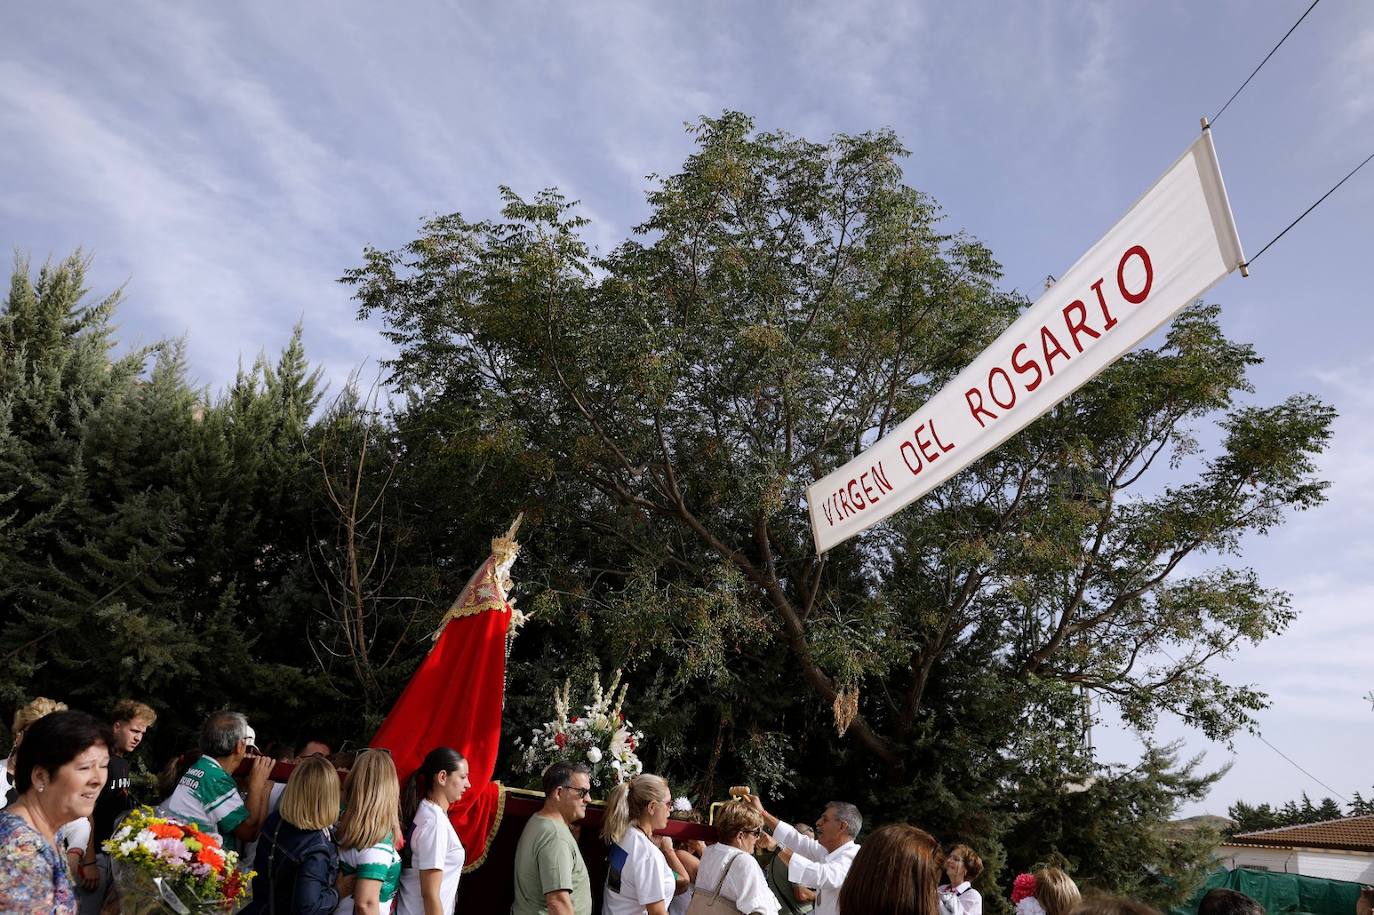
1210, 0, 1322, 124
1243, 147, 1374, 269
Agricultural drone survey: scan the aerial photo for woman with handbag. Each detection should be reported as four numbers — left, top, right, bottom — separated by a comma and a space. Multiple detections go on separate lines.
240, 755, 341, 915
689, 802, 778, 915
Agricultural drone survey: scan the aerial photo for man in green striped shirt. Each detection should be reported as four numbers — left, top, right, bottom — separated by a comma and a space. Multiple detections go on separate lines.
164, 711, 274, 854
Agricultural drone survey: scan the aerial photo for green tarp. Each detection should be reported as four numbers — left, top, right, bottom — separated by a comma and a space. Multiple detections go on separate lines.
1170, 868, 1364, 915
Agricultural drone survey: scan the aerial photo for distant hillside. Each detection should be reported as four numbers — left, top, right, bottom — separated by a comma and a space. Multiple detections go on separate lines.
1169, 815, 1237, 838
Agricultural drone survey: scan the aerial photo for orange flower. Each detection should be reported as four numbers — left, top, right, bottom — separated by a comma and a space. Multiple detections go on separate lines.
196, 846, 225, 874
148, 823, 185, 840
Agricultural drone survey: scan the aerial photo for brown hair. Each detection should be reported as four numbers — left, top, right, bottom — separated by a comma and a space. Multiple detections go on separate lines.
280, 756, 341, 831
714, 801, 764, 844
111, 699, 157, 725
337, 749, 400, 850
946, 843, 983, 881
838, 824, 942, 915
1037, 868, 1082, 915
1197, 889, 1263, 915
1071, 897, 1161, 915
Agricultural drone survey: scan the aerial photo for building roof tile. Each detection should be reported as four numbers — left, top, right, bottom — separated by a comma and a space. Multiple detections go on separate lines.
1230, 815, 1374, 853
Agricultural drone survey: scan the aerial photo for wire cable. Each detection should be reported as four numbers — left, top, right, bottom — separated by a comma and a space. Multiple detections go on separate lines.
1154, 648, 1349, 802
1245, 147, 1374, 268
1211, 0, 1323, 124
1254, 733, 1350, 802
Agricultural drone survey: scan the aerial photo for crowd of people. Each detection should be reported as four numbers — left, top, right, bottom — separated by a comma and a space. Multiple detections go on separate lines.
0, 695, 1275, 915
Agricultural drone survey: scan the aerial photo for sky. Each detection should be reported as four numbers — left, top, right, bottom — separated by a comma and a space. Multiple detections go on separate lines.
2, 1, 1371, 818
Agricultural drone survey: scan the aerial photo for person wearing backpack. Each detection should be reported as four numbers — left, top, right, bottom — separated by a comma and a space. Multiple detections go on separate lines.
240, 756, 341, 915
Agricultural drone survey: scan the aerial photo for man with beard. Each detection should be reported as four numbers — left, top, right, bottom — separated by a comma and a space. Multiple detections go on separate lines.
512, 761, 594, 915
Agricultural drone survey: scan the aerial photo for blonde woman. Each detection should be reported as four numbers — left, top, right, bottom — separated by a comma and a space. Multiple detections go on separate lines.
337, 750, 403, 915
1035, 868, 1082, 915
1, 697, 68, 803
240, 756, 341, 915
601, 774, 690, 915
693, 801, 778, 915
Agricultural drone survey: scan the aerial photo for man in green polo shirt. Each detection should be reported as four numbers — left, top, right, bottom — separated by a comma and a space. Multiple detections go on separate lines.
512, 761, 593, 915
163, 710, 274, 854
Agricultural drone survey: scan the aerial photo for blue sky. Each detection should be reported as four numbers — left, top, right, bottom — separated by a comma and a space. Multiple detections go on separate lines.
3, 1, 1371, 817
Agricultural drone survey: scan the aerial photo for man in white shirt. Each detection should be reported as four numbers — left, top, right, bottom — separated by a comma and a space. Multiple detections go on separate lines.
749, 797, 860, 915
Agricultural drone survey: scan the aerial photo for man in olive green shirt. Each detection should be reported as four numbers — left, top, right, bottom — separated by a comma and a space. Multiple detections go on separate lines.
512, 761, 593, 915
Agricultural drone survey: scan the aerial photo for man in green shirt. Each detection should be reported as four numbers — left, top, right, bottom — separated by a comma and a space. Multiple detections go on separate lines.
511, 761, 593, 915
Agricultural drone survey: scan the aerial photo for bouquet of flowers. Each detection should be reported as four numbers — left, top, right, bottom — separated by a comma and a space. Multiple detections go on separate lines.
103, 807, 253, 913
513, 670, 645, 792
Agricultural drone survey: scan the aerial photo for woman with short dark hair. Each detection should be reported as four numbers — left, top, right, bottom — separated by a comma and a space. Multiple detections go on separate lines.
838, 824, 942, 915
0, 710, 112, 915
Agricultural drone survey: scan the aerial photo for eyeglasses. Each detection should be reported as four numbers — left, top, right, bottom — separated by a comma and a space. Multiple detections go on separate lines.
744, 828, 763, 837
560, 786, 591, 799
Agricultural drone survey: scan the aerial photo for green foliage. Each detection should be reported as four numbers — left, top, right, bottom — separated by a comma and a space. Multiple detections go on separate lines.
0, 110, 1336, 905
1229, 791, 1359, 835
345, 112, 1334, 900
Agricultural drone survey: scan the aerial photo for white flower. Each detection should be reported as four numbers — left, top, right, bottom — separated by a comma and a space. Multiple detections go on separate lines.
673, 797, 693, 812
586, 746, 603, 763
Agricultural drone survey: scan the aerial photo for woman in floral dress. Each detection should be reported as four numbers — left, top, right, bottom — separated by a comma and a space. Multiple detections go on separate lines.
0, 711, 113, 915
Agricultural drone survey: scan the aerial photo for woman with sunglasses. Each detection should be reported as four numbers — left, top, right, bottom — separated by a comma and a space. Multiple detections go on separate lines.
337, 749, 403, 914
692, 800, 779, 914
601, 774, 690, 915
394, 747, 469, 915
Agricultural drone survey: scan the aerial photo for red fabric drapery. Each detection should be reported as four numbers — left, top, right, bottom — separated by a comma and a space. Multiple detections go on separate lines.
370, 554, 512, 871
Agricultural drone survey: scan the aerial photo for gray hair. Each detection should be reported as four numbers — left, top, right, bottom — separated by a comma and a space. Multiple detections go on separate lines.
827, 801, 863, 840
200, 711, 249, 757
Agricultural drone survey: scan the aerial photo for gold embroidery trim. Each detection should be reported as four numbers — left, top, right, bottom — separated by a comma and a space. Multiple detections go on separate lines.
461, 781, 507, 873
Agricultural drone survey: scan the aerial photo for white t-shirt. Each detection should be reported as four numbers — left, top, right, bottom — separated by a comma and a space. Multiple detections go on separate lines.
395, 799, 464, 915
695, 844, 779, 915
604, 827, 676, 915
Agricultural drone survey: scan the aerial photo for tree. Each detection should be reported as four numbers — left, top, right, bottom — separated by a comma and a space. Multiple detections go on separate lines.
1002, 743, 1225, 909
344, 111, 1333, 893
1228, 792, 1352, 835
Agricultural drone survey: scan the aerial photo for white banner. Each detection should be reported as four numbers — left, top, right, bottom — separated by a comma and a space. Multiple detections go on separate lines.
808, 130, 1245, 553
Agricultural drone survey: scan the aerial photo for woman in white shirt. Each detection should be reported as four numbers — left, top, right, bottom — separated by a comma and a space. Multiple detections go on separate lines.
938, 843, 984, 915
693, 802, 778, 915
601, 774, 691, 915
394, 747, 470, 915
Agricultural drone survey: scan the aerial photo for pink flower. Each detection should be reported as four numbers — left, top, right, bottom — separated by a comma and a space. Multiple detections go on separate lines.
1011, 873, 1038, 904
155, 838, 190, 863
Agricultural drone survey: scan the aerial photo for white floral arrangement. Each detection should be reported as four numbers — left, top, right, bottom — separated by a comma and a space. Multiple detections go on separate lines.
513, 670, 645, 792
